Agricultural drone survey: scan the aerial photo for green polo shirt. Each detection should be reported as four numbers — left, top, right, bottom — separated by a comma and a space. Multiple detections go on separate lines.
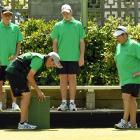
115, 38, 140, 86
6, 52, 45, 75
51, 18, 85, 61
0, 21, 23, 66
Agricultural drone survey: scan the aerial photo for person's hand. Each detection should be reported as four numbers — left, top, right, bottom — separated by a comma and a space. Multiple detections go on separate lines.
37, 91, 46, 101
79, 56, 84, 66
133, 72, 140, 77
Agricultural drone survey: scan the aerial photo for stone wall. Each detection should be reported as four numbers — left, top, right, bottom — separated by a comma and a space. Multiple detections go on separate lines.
29, 0, 81, 21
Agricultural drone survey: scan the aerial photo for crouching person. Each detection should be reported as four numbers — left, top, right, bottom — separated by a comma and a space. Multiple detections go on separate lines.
6, 52, 63, 130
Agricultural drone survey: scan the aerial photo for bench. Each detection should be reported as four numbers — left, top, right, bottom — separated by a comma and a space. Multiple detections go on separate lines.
2, 85, 121, 109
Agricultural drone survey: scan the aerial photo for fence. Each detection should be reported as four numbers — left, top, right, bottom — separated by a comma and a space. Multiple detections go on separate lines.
0, 0, 140, 25
88, 0, 140, 25
0, 0, 28, 24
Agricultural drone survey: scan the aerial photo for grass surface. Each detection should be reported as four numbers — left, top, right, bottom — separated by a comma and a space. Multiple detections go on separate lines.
0, 128, 140, 140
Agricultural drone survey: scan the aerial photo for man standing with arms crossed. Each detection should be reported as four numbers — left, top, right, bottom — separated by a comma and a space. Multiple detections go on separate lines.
0, 7, 23, 111
51, 4, 85, 111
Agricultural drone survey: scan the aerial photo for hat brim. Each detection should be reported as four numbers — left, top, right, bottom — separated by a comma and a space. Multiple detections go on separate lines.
54, 60, 63, 69
61, 9, 71, 13
2, 11, 13, 15
55, 63, 63, 69
113, 30, 125, 37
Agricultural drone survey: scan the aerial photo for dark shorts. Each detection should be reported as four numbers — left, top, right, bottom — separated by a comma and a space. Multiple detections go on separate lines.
121, 84, 140, 97
6, 72, 30, 97
0, 66, 7, 81
57, 61, 80, 74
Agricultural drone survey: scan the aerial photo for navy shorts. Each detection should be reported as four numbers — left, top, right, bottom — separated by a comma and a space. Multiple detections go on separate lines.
0, 66, 7, 81
57, 61, 80, 74
6, 72, 30, 97
121, 84, 140, 97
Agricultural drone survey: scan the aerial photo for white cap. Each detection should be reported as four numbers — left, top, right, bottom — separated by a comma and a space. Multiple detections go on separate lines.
48, 52, 63, 68
113, 26, 127, 37
2, 8, 13, 15
61, 4, 72, 13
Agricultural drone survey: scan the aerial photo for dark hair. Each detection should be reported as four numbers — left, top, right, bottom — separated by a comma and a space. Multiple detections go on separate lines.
44, 55, 49, 63
121, 33, 128, 37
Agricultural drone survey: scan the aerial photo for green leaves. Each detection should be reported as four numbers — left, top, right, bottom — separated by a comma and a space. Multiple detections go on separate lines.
20, 18, 58, 85
19, 17, 139, 85
20, 18, 57, 54
83, 16, 133, 85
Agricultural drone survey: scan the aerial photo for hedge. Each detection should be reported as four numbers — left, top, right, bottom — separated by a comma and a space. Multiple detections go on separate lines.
19, 16, 140, 85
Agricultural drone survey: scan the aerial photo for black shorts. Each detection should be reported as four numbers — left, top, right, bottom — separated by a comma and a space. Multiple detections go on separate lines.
0, 66, 7, 81
57, 61, 80, 74
6, 72, 30, 97
121, 84, 140, 97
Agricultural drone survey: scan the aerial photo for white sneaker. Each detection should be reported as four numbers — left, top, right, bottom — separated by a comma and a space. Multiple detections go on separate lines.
57, 102, 68, 111
18, 122, 37, 130
12, 103, 20, 111
128, 122, 138, 128
114, 119, 129, 129
0, 103, 2, 111
69, 102, 77, 111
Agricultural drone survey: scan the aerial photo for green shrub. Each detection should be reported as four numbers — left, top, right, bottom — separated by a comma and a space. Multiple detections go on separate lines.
20, 19, 59, 85
20, 17, 140, 85
20, 18, 57, 54
82, 16, 137, 85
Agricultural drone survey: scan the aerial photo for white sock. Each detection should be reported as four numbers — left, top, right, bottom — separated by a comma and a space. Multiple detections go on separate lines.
0, 102, 2, 108
12, 102, 16, 105
62, 100, 67, 103
70, 100, 74, 103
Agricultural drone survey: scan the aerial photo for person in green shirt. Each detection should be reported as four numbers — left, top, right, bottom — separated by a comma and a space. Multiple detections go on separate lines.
114, 26, 140, 129
51, 4, 85, 111
6, 52, 62, 129
0, 7, 23, 111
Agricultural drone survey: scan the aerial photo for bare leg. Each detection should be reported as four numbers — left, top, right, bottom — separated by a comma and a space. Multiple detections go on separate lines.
0, 81, 4, 102
122, 93, 131, 122
20, 92, 31, 122
9, 85, 17, 103
68, 74, 77, 100
59, 74, 68, 100
10, 89, 20, 110
11, 93, 17, 103
130, 96, 137, 126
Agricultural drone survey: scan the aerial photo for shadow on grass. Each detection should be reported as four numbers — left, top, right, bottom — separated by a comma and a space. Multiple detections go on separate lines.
4, 129, 58, 132
113, 128, 140, 131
